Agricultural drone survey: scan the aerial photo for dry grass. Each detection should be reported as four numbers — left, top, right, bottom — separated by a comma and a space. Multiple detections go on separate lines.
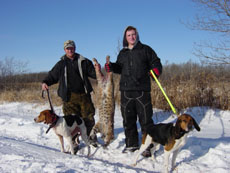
151, 71, 230, 111
0, 83, 62, 106
1, 63, 230, 110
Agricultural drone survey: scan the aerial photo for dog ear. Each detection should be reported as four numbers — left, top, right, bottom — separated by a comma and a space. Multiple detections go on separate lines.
192, 117, 201, 131
49, 109, 54, 114
44, 111, 53, 124
175, 119, 182, 134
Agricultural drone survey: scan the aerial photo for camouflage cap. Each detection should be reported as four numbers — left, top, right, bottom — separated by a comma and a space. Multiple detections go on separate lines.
64, 40, 76, 49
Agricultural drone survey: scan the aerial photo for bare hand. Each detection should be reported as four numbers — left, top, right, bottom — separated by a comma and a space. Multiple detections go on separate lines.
42, 83, 48, 91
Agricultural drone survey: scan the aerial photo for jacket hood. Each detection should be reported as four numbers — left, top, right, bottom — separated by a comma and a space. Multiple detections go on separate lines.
61, 53, 85, 61
122, 26, 140, 48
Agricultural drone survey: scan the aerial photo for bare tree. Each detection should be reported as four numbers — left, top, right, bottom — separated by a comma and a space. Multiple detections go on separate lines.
0, 57, 28, 77
185, 0, 230, 65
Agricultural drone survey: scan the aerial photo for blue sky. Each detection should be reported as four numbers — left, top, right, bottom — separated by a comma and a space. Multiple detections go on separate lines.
0, 0, 214, 72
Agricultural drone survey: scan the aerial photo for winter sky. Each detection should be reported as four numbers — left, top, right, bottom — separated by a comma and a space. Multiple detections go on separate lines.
0, 0, 216, 72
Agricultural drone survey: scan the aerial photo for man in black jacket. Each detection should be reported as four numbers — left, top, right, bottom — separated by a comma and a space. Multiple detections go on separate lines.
42, 40, 97, 147
105, 26, 162, 156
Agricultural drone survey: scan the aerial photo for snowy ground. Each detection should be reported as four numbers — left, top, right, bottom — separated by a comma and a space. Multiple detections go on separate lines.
0, 102, 230, 173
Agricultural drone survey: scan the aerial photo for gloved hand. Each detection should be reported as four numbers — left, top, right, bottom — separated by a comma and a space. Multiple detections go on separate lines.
104, 63, 112, 72
94, 63, 101, 71
150, 68, 160, 78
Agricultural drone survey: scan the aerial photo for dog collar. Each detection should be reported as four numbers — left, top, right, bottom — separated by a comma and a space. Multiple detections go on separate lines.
46, 114, 59, 134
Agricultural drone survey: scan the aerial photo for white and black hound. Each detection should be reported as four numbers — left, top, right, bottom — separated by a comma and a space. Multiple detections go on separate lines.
34, 110, 90, 156
133, 114, 200, 173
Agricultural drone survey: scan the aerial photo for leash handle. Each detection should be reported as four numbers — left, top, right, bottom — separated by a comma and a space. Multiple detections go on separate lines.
150, 70, 179, 117
42, 89, 54, 113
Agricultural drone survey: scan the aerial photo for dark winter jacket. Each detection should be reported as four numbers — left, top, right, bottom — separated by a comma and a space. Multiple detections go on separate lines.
42, 53, 96, 101
111, 41, 162, 91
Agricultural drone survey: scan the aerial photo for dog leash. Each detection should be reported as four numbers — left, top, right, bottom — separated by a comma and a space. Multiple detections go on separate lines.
42, 89, 55, 113
46, 115, 59, 134
42, 89, 58, 133
150, 70, 179, 117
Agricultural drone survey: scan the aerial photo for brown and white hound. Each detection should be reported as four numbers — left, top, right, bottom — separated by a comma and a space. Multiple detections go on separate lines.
34, 110, 90, 156
133, 114, 200, 173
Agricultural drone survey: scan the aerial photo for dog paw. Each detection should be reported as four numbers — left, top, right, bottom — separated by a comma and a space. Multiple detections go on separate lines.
173, 166, 178, 171
130, 163, 137, 167
64, 151, 71, 154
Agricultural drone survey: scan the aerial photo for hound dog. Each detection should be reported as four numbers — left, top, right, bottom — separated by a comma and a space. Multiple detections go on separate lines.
34, 110, 90, 156
133, 114, 200, 173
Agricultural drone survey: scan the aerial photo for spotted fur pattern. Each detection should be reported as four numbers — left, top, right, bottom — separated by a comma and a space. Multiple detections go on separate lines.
133, 114, 201, 173
34, 110, 90, 156
90, 56, 115, 146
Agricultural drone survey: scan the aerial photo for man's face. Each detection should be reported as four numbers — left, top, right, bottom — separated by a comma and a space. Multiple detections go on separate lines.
126, 29, 137, 46
64, 47, 75, 58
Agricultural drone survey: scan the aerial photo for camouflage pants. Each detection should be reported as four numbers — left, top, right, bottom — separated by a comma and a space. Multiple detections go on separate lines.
63, 92, 95, 135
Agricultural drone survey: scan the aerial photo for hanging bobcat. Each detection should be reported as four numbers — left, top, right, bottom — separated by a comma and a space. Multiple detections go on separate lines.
90, 56, 115, 147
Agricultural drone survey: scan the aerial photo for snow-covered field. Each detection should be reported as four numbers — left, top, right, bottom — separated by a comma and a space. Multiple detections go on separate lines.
0, 102, 230, 173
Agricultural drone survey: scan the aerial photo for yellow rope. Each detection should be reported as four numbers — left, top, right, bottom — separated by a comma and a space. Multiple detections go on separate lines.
150, 70, 179, 117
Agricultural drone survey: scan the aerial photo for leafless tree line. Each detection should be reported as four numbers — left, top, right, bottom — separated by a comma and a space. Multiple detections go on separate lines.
0, 57, 28, 77
0, 57, 47, 90
1, 58, 230, 110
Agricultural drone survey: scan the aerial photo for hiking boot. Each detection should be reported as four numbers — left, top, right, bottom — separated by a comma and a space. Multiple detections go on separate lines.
74, 145, 80, 154
141, 144, 153, 158
89, 136, 98, 148
122, 146, 139, 153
